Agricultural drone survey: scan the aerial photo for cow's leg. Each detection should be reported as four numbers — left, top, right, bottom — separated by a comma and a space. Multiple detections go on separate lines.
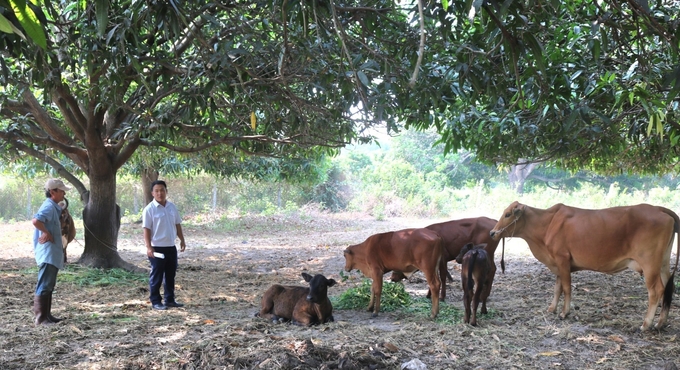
471, 279, 484, 326
292, 307, 314, 327
369, 274, 383, 317
424, 266, 441, 319
462, 276, 471, 324
548, 275, 562, 314
656, 272, 675, 329
655, 252, 673, 329
480, 262, 497, 314
257, 296, 277, 321
438, 259, 447, 301
641, 270, 665, 330
558, 270, 573, 319
61, 236, 68, 264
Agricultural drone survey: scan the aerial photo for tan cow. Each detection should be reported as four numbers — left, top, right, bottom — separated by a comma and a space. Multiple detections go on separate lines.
344, 228, 442, 319
489, 201, 680, 330
58, 198, 76, 263
390, 217, 505, 312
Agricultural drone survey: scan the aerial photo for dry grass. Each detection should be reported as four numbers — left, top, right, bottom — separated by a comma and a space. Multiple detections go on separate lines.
1, 212, 679, 369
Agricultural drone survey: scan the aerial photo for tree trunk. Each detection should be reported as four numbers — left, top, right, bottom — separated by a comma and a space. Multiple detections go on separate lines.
508, 162, 538, 195
77, 172, 145, 273
141, 168, 159, 206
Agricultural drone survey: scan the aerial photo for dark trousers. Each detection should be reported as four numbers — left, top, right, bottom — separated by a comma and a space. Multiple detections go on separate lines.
35, 263, 59, 296
148, 246, 178, 305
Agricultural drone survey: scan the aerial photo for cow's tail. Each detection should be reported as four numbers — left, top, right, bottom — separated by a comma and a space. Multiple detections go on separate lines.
467, 251, 478, 292
661, 208, 680, 311
500, 238, 506, 274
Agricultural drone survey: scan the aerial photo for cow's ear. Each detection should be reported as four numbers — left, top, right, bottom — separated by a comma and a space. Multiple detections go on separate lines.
513, 206, 523, 216
301, 272, 313, 282
327, 279, 337, 287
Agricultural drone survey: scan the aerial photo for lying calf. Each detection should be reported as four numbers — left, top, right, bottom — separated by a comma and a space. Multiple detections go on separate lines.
456, 243, 492, 326
257, 272, 336, 326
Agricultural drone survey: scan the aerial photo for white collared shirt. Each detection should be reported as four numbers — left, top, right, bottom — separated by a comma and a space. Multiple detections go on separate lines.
142, 199, 182, 247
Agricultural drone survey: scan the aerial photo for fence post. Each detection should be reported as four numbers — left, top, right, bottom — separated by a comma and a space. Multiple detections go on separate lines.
212, 183, 217, 213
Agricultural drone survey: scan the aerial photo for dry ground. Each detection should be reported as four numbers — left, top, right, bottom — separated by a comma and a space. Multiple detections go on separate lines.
1, 211, 679, 369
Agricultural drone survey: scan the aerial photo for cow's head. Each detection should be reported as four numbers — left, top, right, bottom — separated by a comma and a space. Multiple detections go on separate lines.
58, 198, 73, 232
58, 198, 69, 211
302, 272, 336, 303
343, 247, 355, 272
455, 243, 475, 264
489, 201, 525, 240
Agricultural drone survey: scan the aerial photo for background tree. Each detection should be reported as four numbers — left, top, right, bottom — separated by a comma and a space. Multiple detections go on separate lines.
0, 1, 424, 269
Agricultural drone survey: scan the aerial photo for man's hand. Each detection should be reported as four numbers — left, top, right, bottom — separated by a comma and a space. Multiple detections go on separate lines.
38, 231, 54, 244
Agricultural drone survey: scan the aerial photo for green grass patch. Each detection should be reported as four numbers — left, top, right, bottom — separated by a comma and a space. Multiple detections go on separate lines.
334, 278, 499, 325
402, 297, 463, 324
333, 279, 411, 312
57, 265, 146, 287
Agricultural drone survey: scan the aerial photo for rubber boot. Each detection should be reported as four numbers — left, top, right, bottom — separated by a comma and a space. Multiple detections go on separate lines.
33, 295, 54, 326
47, 293, 63, 323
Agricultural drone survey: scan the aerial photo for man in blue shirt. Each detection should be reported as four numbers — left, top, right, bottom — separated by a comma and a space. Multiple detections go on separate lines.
32, 178, 71, 325
142, 180, 187, 310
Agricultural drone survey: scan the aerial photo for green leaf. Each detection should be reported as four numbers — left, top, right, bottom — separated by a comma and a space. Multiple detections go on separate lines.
0, 13, 14, 34
442, 0, 449, 11
9, 0, 46, 49
95, 0, 109, 38
524, 33, 545, 75
357, 71, 369, 87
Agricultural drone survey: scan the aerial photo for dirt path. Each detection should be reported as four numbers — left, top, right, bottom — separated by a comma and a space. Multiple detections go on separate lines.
1, 213, 679, 369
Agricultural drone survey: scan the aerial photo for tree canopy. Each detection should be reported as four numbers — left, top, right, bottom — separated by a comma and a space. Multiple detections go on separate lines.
405, 0, 680, 174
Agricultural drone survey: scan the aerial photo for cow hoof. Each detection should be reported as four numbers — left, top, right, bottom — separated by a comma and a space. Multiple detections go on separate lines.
371, 313, 378, 318
481, 307, 488, 314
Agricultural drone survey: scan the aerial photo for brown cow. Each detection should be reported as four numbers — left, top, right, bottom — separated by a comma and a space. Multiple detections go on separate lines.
58, 198, 76, 263
344, 228, 442, 318
489, 201, 680, 330
390, 217, 505, 312
455, 243, 492, 326
257, 272, 336, 326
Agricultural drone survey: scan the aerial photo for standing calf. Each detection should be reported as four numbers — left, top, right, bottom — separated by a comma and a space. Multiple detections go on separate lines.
58, 198, 76, 263
257, 272, 336, 326
456, 243, 492, 326
344, 228, 442, 319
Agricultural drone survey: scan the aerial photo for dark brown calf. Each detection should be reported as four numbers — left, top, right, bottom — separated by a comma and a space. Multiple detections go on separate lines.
456, 243, 492, 326
344, 228, 442, 319
58, 198, 76, 263
257, 272, 336, 326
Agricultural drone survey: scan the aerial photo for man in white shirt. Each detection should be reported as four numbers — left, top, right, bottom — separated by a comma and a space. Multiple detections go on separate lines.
142, 180, 187, 310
